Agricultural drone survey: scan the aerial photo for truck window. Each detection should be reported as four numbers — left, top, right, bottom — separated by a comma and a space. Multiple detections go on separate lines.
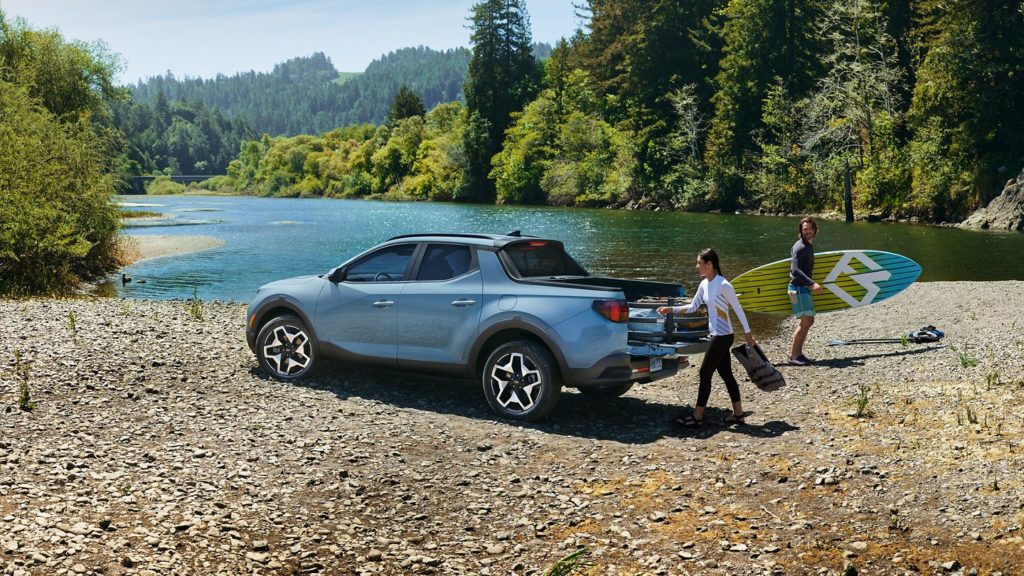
503, 241, 589, 278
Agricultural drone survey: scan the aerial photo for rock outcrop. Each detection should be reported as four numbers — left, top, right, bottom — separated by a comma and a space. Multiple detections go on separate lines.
960, 167, 1024, 231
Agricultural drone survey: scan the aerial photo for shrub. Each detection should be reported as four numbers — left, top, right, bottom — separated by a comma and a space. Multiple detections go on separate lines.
0, 80, 121, 295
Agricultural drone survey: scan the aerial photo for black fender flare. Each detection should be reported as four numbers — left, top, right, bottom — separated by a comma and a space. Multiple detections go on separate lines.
469, 317, 570, 384
247, 296, 321, 355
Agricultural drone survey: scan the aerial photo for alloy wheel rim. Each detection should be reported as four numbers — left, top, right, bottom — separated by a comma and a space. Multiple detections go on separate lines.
262, 325, 312, 376
489, 352, 541, 413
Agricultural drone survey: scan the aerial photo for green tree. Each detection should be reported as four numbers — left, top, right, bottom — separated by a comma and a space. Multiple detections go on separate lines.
388, 85, 427, 123
0, 13, 126, 121
491, 93, 559, 204
704, 0, 823, 210
462, 0, 542, 202
799, 0, 906, 213
906, 0, 1024, 221
0, 9, 124, 295
662, 84, 712, 209
572, 0, 724, 203
0, 79, 120, 294
405, 102, 469, 201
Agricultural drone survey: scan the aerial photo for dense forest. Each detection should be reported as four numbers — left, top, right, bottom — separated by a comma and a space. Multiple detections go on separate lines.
129, 48, 472, 135
110, 95, 254, 176
208, 0, 1024, 224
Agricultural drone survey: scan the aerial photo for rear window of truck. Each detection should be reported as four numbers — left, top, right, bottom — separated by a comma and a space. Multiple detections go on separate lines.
502, 241, 589, 278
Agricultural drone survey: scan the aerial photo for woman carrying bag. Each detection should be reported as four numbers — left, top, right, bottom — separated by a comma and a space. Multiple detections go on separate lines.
658, 248, 756, 427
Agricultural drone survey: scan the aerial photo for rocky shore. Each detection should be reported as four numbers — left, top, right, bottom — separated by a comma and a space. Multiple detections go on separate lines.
2, 282, 1023, 575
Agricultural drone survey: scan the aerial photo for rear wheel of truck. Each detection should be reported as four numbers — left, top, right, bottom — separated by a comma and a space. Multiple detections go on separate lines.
482, 341, 561, 421
578, 382, 634, 399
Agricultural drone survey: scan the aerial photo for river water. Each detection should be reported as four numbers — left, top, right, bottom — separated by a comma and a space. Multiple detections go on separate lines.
114, 195, 1024, 307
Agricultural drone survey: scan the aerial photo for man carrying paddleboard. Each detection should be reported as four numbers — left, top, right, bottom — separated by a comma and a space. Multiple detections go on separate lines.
789, 217, 821, 365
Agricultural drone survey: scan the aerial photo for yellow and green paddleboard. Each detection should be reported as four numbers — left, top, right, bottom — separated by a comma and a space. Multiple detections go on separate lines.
731, 250, 921, 315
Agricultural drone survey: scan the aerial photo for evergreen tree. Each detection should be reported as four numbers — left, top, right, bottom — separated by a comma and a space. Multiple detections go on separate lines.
906, 0, 1024, 221
462, 0, 542, 202
388, 85, 426, 123
573, 0, 725, 203
704, 0, 823, 210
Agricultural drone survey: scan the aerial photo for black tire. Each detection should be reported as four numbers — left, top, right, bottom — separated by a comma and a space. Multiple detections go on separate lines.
255, 315, 317, 380
482, 341, 562, 421
577, 382, 634, 399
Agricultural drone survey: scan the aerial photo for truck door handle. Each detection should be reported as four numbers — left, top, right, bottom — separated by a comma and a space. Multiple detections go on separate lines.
451, 299, 476, 307
372, 300, 395, 308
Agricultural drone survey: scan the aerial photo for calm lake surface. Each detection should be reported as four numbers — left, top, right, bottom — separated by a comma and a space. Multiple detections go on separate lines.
116, 194, 1024, 306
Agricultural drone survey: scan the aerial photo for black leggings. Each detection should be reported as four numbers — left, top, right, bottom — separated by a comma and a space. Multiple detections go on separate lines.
696, 333, 741, 408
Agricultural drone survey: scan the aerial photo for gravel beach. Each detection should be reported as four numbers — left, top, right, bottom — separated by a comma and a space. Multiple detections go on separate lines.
2, 282, 1023, 575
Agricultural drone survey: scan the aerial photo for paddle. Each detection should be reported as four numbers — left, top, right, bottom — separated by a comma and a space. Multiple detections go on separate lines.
828, 326, 944, 346
827, 337, 904, 346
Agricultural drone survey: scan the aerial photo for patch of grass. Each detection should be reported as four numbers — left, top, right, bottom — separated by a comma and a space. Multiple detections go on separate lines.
544, 548, 592, 576
854, 384, 873, 418
15, 350, 35, 412
952, 343, 978, 368
966, 405, 978, 425
188, 287, 204, 321
986, 371, 1000, 390
67, 310, 76, 337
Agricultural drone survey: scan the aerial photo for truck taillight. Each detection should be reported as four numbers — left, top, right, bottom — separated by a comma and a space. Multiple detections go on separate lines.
592, 299, 629, 323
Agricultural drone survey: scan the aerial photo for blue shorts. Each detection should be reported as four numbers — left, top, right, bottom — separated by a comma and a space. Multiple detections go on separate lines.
788, 284, 815, 317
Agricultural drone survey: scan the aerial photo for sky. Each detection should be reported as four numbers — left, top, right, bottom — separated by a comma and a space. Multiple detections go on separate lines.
0, 0, 584, 84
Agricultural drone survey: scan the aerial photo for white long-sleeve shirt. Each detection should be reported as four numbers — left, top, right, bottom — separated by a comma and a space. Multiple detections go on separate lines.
677, 275, 750, 337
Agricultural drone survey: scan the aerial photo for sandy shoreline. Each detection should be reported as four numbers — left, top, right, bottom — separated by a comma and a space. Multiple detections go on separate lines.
118, 234, 224, 265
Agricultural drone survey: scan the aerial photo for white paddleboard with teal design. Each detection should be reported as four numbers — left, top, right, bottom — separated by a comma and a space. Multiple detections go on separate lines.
731, 250, 921, 315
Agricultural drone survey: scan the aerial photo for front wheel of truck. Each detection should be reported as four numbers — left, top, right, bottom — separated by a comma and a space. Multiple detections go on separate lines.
482, 341, 562, 421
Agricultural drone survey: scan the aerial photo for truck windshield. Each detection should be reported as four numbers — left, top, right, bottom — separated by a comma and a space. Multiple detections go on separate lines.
502, 241, 589, 278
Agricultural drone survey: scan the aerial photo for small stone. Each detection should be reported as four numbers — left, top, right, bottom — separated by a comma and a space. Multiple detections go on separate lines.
367, 549, 383, 561
729, 543, 748, 552
246, 552, 270, 563
850, 541, 869, 552
486, 544, 505, 554
252, 540, 269, 551
942, 560, 961, 571
72, 564, 87, 574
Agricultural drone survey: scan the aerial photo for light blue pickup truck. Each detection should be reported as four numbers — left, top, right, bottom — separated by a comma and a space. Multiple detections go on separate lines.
246, 232, 708, 421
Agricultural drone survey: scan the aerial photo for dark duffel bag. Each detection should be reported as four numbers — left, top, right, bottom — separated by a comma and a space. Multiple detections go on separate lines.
731, 343, 786, 392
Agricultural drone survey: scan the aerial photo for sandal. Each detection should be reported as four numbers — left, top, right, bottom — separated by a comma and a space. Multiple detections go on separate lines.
674, 414, 704, 427
723, 413, 746, 425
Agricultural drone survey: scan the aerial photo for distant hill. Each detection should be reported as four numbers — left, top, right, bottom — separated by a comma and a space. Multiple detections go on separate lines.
333, 46, 470, 127
128, 48, 470, 135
